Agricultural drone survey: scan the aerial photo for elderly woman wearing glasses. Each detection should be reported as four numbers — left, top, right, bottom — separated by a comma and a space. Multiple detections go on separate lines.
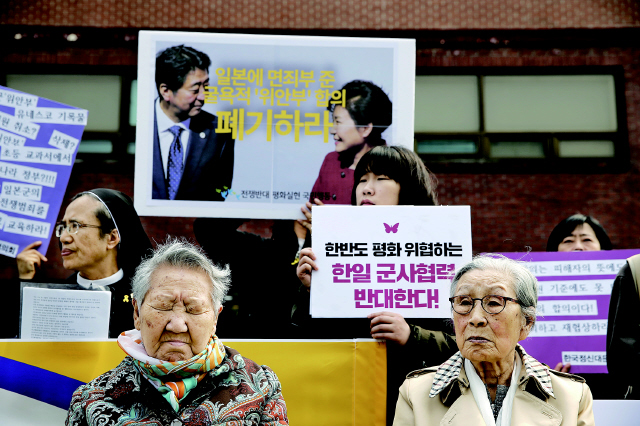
394, 254, 594, 426
11, 188, 152, 338
66, 239, 288, 425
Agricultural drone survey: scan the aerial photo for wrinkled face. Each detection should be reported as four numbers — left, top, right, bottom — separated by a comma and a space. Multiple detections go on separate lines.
330, 106, 369, 153
557, 223, 601, 252
162, 68, 209, 120
453, 269, 531, 365
59, 196, 111, 276
355, 172, 401, 206
134, 266, 220, 362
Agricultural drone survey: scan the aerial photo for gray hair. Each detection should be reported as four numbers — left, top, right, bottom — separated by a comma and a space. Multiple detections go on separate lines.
131, 239, 230, 311
449, 254, 537, 326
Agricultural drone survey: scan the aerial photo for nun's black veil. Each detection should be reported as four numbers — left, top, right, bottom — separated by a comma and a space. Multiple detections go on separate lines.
85, 188, 153, 278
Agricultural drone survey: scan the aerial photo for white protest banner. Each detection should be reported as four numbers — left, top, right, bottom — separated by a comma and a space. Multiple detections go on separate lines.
134, 31, 416, 219
310, 205, 472, 318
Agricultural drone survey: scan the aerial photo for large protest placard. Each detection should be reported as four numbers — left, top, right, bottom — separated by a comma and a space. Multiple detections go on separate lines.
134, 31, 415, 219
310, 206, 472, 318
501, 249, 640, 374
0, 340, 387, 426
2, 339, 638, 425
0, 86, 86, 258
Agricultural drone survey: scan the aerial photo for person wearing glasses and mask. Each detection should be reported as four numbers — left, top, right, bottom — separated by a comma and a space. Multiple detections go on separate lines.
10, 188, 152, 338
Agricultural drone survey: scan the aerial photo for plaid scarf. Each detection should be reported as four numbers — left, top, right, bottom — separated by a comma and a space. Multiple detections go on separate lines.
117, 329, 226, 412
429, 344, 555, 399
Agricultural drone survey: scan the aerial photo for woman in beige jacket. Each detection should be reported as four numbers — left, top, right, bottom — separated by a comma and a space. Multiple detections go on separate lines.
394, 255, 594, 426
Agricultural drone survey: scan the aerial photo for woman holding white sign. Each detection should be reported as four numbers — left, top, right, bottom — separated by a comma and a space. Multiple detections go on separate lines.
295, 145, 445, 341
296, 146, 446, 343
294, 145, 458, 421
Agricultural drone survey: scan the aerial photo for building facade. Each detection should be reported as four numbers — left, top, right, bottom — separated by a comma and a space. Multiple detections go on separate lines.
1, 0, 639, 279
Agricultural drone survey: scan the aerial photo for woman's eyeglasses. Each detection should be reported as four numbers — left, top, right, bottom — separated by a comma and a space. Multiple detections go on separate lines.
448, 295, 522, 315
55, 221, 102, 237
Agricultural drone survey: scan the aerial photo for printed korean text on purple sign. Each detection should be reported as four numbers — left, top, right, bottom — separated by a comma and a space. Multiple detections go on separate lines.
500, 249, 640, 374
0, 85, 87, 258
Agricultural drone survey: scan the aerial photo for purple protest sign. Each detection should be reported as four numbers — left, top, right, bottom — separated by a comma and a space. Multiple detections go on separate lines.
500, 249, 640, 374
0, 85, 87, 258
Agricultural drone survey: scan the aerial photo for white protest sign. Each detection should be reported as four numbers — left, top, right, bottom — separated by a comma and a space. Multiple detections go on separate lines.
0, 195, 49, 219
0, 161, 57, 187
20, 287, 111, 340
0, 88, 38, 108
3, 216, 51, 239
1, 182, 43, 201
15, 107, 89, 126
0, 110, 40, 139
0, 238, 19, 257
47, 129, 80, 152
311, 205, 472, 318
0, 146, 73, 166
0, 129, 27, 148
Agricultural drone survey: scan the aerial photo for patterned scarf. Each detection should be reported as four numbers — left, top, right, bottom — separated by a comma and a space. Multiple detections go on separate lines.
117, 329, 226, 412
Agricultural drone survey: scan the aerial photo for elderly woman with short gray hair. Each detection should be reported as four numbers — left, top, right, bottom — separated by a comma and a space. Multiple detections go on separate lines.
66, 239, 288, 426
394, 254, 594, 426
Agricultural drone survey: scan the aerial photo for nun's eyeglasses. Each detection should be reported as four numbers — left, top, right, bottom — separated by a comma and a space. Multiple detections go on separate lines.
449, 295, 522, 315
55, 221, 102, 237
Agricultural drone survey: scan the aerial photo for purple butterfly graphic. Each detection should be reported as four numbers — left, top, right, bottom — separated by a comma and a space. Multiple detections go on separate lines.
384, 223, 399, 233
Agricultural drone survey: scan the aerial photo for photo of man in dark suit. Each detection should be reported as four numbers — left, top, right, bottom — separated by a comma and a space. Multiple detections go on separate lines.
152, 45, 234, 201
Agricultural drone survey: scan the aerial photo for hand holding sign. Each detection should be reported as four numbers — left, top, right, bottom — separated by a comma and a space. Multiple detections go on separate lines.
296, 247, 317, 291
16, 240, 47, 279
368, 311, 411, 345
554, 362, 572, 373
298, 198, 324, 233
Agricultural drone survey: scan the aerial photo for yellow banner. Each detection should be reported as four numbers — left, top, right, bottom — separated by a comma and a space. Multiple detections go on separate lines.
0, 339, 386, 426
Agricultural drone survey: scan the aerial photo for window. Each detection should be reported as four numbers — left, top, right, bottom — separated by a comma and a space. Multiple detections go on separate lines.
414, 68, 628, 172
4, 67, 137, 163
